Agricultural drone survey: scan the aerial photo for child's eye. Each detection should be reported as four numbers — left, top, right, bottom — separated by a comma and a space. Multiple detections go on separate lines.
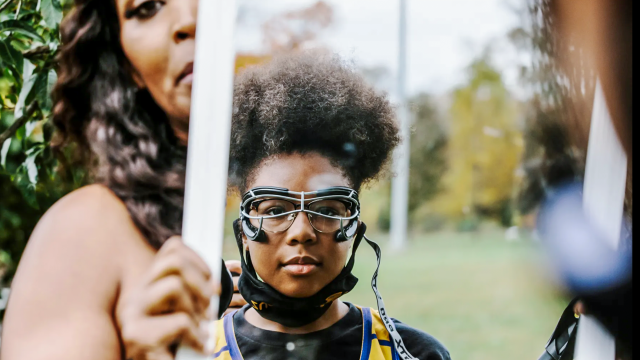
266, 207, 286, 216
316, 207, 338, 217
125, 1, 165, 20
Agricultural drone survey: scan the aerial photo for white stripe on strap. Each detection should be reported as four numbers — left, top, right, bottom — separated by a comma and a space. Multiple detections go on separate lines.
364, 236, 417, 360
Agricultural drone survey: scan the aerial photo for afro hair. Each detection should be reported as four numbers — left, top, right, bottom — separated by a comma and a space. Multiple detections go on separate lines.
228, 51, 400, 192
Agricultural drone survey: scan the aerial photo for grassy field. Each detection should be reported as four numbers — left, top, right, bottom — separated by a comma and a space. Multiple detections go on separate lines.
222, 227, 569, 360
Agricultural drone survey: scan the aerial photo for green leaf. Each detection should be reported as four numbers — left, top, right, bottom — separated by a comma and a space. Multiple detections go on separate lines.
40, 0, 62, 30
17, 9, 41, 22
0, 250, 11, 267
14, 59, 35, 119
0, 38, 23, 76
24, 146, 42, 184
0, 59, 20, 87
27, 68, 56, 115
0, 20, 46, 43
15, 121, 25, 140
13, 171, 38, 208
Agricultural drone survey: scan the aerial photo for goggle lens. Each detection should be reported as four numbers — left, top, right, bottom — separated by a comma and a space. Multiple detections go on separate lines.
249, 198, 352, 233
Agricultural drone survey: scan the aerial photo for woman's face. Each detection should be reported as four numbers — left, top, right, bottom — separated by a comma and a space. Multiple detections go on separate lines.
115, 0, 197, 143
243, 152, 355, 298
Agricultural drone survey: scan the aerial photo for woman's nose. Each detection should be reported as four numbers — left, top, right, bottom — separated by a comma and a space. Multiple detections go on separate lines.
172, 0, 197, 42
285, 212, 317, 246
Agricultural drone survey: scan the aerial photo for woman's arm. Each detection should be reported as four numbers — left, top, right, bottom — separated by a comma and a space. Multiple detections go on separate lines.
1, 185, 147, 360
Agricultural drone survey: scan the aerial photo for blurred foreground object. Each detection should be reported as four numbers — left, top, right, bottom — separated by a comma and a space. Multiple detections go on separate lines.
536, 87, 631, 359
175, 0, 237, 358
533, 0, 632, 358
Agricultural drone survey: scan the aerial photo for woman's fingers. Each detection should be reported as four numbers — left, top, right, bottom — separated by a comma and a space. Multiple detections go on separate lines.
225, 259, 242, 277
232, 275, 239, 293
574, 300, 586, 316
144, 275, 196, 316
154, 312, 207, 352
121, 237, 221, 359
155, 237, 212, 281
122, 312, 206, 359
146, 240, 214, 312
229, 293, 246, 308
162, 237, 212, 280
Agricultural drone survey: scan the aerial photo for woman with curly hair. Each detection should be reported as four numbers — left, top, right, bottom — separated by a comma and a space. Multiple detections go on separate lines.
123, 52, 452, 359
1, 1, 242, 359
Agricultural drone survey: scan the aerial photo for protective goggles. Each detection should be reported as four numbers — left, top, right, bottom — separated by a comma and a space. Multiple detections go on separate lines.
239, 186, 360, 240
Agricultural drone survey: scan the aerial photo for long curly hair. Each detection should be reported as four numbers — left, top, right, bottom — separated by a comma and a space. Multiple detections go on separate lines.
52, 0, 186, 248
229, 52, 400, 193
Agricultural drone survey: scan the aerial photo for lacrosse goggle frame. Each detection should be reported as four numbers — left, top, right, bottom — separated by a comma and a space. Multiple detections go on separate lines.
239, 186, 361, 242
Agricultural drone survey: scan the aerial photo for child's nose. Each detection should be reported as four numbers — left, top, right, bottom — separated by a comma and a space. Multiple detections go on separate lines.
284, 212, 317, 245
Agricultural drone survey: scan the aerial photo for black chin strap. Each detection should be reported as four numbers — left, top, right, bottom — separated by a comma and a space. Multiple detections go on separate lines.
364, 235, 417, 360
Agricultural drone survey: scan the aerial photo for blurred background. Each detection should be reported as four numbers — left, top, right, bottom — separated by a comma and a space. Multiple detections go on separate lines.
1, 0, 595, 358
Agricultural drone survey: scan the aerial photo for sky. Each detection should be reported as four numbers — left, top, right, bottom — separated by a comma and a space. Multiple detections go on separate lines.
234, 0, 530, 100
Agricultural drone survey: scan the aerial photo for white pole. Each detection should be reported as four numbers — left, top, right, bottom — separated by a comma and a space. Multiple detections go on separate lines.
176, 0, 237, 358
390, 0, 409, 250
574, 80, 626, 360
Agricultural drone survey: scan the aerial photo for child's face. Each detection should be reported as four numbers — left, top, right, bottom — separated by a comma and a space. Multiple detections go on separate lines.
243, 152, 355, 298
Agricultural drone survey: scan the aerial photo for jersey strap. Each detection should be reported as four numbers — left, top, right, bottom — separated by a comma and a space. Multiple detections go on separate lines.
212, 310, 244, 360
359, 306, 401, 360
364, 236, 417, 359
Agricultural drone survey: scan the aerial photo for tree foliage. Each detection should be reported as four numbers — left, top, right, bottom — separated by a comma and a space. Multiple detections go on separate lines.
261, 0, 333, 53
376, 92, 448, 232
408, 93, 447, 214
0, 0, 79, 286
430, 52, 523, 226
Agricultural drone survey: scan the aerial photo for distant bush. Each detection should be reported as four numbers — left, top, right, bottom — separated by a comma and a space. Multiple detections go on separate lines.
455, 216, 480, 232
377, 204, 391, 232
417, 214, 447, 233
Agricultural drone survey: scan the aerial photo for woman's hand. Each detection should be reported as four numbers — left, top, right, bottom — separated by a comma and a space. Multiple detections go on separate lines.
223, 260, 247, 317
120, 237, 217, 360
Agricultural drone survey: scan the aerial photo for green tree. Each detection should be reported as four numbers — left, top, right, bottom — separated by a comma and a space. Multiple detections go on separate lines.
376, 93, 447, 232
1, 0, 81, 286
431, 51, 523, 227
407, 93, 447, 214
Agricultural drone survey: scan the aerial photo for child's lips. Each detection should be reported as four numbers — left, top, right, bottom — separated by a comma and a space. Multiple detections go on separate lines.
282, 263, 319, 275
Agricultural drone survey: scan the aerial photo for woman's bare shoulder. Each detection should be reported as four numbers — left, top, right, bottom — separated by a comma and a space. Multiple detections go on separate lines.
1, 184, 147, 359
31, 184, 144, 248
12, 184, 152, 296
40, 184, 131, 229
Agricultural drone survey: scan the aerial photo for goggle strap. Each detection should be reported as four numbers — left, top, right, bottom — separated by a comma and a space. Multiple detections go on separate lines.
364, 235, 417, 360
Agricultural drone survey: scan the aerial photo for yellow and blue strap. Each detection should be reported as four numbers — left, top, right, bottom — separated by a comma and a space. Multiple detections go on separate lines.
213, 310, 244, 360
361, 307, 400, 360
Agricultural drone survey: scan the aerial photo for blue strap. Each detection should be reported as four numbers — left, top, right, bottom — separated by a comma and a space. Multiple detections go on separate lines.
360, 307, 374, 360
212, 345, 230, 359
222, 310, 243, 360
375, 335, 392, 348
366, 308, 400, 360
376, 336, 401, 360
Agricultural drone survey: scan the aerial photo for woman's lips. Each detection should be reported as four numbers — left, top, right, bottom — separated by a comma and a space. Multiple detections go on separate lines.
176, 62, 194, 85
179, 73, 193, 85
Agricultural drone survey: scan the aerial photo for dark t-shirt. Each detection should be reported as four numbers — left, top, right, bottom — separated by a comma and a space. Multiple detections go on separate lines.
232, 302, 451, 360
